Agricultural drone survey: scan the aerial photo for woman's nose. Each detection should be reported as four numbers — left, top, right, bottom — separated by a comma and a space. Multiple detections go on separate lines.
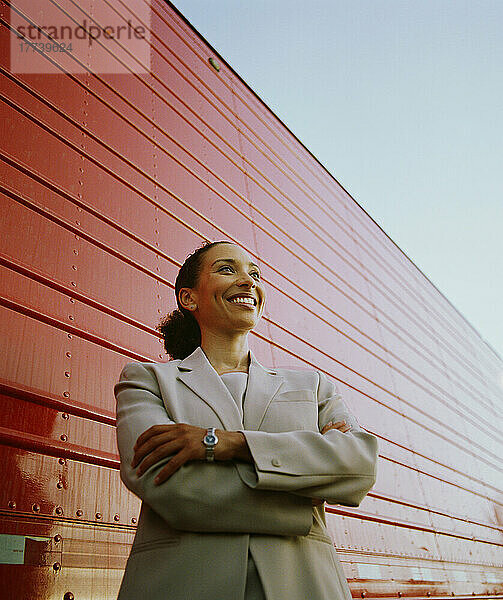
236, 272, 256, 286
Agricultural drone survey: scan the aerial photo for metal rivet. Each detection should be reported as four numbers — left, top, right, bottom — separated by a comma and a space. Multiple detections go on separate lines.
63, 392, 70, 398
53, 562, 61, 572
64, 371, 70, 378
67, 333, 72, 339
57, 481, 63, 489
76, 509, 83, 517
60, 434, 68, 442
361, 593, 367, 598
63, 593, 74, 600
114, 514, 120, 522
131, 517, 137, 524
66, 352, 71, 358
62, 413, 69, 420
32, 503, 40, 513
95, 512, 102, 520
54, 534, 62, 543
55, 506, 63, 515
71, 265, 77, 271
8, 500, 16, 509
69, 313, 75, 319
70, 282, 76, 287
208, 57, 220, 72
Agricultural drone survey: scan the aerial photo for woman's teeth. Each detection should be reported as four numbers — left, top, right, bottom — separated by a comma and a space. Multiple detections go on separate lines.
228, 297, 255, 306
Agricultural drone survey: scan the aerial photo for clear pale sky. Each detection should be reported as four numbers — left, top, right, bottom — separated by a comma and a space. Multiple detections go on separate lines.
171, 0, 502, 361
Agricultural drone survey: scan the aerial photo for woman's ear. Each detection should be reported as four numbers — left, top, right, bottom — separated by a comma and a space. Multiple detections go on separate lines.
178, 288, 197, 312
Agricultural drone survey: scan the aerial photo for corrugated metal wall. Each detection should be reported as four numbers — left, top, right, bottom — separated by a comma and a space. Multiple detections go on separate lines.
0, 0, 502, 597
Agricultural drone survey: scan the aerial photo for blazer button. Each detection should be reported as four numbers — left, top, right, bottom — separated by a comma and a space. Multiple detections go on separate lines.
271, 458, 281, 467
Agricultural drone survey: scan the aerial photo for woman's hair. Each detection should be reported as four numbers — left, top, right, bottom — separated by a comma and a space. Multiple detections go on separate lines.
156, 240, 235, 360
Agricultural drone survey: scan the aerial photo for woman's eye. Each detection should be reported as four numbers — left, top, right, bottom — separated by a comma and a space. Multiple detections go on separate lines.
218, 266, 260, 279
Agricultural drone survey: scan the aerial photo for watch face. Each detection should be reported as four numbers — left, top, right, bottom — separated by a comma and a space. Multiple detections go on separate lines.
205, 435, 216, 444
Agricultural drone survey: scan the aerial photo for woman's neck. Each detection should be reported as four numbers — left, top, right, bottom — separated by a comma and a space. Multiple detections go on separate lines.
200, 333, 250, 375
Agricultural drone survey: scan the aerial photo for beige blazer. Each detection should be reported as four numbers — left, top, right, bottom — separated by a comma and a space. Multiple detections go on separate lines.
114, 346, 378, 599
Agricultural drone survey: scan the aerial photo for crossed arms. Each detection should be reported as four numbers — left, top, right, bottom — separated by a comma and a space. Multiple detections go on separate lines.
114, 362, 379, 536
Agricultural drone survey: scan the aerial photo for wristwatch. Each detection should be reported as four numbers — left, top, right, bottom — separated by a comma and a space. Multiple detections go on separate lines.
203, 427, 219, 462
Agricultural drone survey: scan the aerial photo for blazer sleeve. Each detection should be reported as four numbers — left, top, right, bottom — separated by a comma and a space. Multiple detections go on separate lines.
234, 370, 379, 507
114, 361, 313, 535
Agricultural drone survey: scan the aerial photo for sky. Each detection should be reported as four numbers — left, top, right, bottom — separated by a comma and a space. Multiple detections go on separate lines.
171, 0, 502, 361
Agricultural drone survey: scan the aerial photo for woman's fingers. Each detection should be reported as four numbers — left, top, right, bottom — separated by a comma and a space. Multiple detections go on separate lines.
154, 449, 193, 484
134, 438, 183, 475
134, 423, 173, 450
320, 421, 333, 434
132, 423, 207, 480
132, 431, 175, 468
321, 420, 349, 434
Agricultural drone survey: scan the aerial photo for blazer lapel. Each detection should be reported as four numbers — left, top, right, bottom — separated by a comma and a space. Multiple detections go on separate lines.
244, 348, 284, 430
176, 346, 284, 431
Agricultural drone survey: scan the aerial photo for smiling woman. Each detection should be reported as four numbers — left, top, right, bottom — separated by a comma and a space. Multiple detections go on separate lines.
113, 239, 378, 599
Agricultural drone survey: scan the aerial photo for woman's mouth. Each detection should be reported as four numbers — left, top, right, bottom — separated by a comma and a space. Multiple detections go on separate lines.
227, 296, 256, 308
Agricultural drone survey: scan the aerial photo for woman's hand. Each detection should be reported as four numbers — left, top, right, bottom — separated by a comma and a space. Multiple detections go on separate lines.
311, 420, 350, 506
132, 423, 207, 484
320, 420, 350, 435
132, 424, 250, 484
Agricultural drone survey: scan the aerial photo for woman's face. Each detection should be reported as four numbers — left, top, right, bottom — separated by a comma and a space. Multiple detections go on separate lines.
180, 243, 266, 335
